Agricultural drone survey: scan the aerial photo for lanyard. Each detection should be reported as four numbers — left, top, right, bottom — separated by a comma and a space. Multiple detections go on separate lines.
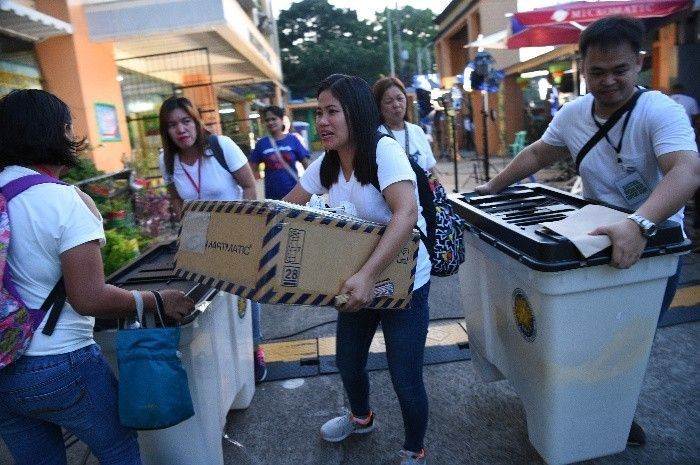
179, 158, 201, 199
384, 123, 410, 156
590, 100, 634, 160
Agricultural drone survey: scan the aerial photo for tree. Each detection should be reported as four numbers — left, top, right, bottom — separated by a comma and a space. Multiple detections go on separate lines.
375, 7, 439, 85
278, 0, 386, 98
277, 0, 438, 99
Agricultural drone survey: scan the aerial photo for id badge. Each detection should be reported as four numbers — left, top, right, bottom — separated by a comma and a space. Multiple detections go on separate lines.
614, 170, 650, 208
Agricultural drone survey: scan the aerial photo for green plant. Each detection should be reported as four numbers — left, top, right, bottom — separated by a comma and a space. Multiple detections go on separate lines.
131, 146, 162, 178
61, 157, 104, 184
94, 196, 132, 216
117, 225, 154, 252
102, 228, 141, 276
105, 197, 131, 212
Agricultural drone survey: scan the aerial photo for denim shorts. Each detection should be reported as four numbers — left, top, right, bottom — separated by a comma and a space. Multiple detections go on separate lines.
0, 343, 141, 465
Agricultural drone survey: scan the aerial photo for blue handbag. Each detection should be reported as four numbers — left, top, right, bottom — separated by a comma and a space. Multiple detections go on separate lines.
116, 305, 194, 430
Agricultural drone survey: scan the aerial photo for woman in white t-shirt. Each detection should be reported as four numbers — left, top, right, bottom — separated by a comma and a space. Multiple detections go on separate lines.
284, 74, 431, 465
373, 76, 437, 175
158, 96, 269, 382
158, 96, 256, 216
0, 89, 194, 464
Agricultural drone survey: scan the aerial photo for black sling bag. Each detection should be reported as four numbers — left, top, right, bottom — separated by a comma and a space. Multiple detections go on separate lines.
575, 88, 648, 173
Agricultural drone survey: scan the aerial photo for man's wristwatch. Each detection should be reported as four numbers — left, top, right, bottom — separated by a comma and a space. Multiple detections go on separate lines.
626, 214, 657, 238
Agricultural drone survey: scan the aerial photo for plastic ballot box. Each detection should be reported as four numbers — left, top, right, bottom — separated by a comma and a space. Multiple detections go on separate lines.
448, 185, 691, 464
94, 241, 255, 465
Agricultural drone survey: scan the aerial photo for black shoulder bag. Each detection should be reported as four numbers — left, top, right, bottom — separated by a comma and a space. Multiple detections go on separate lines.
575, 88, 648, 173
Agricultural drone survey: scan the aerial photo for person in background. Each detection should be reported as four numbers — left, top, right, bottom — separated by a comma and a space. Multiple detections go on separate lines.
669, 83, 699, 123
0, 89, 194, 465
475, 16, 700, 446
157, 96, 268, 382
373, 76, 437, 176
669, 83, 700, 232
250, 105, 310, 200
432, 108, 446, 160
284, 74, 432, 465
462, 114, 475, 152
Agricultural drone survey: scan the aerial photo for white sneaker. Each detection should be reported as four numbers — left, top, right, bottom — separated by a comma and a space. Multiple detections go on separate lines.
399, 448, 427, 465
320, 409, 375, 442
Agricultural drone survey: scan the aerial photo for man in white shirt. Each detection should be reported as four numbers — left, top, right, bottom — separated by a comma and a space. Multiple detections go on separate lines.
476, 15, 700, 448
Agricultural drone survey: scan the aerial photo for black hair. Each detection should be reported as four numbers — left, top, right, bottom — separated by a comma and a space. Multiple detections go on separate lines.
262, 105, 286, 131
317, 74, 380, 189
0, 89, 85, 169
158, 95, 211, 175
579, 15, 644, 60
262, 105, 285, 119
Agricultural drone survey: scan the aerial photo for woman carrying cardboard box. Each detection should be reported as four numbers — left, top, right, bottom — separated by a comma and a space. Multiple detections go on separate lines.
284, 74, 432, 465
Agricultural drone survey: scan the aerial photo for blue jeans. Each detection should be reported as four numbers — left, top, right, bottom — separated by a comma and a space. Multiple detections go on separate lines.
335, 282, 430, 453
0, 344, 141, 465
251, 300, 263, 346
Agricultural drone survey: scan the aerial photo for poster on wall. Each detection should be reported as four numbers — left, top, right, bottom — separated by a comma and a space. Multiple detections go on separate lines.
95, 102, 121, 142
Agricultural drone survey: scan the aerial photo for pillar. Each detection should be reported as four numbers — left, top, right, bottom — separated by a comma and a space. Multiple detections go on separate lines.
234, 100, 251, 135
183, 73, 221, 135
652, 23, 677, 92
34, 0, 130, 172
502, 74, 525, 152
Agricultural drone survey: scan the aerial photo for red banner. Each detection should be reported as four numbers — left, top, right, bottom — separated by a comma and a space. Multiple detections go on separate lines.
513, 0, 690, 27
507, 24, 582, 48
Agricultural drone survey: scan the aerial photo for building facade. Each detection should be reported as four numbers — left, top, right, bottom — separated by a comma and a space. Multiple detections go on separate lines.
0, 0, 283, 172
433, 0, 699, 158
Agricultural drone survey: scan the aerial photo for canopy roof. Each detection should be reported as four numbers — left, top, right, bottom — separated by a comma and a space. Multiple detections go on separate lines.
507, 0, 691, 48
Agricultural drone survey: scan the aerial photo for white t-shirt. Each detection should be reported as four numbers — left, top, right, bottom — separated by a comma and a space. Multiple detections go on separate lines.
0, 165, 106, 356
300, 137, 431, 289
159, 135, 248, 201
542, 90, 698, 227
378, 121, 437, 171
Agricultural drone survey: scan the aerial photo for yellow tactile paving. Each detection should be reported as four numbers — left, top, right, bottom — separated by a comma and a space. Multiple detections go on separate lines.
426, 322, 469, 346
459, 321, 468, 333
261, 339, 317, 363
670, 285, 700, 309
264, 322, 468, 363
317, 336, 335, 357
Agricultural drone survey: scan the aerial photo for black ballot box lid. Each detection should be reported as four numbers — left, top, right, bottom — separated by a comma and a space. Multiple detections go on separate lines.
448, 184, 692, 272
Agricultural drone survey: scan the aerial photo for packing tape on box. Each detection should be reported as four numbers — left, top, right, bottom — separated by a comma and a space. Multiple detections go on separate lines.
175, 200, 419, 309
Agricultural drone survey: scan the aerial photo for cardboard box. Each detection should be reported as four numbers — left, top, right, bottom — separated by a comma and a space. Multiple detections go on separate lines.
175, 200, 419, 309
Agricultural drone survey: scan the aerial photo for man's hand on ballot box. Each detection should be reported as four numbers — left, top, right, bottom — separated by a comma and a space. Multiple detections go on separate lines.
589, 219, 647, 269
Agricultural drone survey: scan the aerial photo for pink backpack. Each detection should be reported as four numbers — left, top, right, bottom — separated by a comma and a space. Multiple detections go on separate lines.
0, 174, 67, 369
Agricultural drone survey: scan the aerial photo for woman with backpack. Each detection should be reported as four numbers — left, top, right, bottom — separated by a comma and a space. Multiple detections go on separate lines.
0, 89, 194, 464
374, 77, 467, 278
249, 105, 310, 200
373, 76, 437, 175
157, 96, 268, 382
283, 74, 431, 465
